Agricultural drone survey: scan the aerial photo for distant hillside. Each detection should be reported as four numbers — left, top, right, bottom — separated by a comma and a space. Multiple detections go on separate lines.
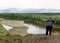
0, 8, 60, 13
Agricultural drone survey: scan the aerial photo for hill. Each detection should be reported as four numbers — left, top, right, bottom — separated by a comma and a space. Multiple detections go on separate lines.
0, 8, 60, 13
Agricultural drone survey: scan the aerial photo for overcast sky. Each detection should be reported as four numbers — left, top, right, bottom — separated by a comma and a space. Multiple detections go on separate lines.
0, 0, 60, 9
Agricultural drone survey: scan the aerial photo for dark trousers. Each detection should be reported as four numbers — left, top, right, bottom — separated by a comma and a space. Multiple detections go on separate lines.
46, 26, 53, 35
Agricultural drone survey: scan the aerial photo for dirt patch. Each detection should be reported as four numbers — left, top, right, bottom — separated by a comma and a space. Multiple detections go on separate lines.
1, 20, 28, 36
23, 34, 60, 43
1, 20, 26, 27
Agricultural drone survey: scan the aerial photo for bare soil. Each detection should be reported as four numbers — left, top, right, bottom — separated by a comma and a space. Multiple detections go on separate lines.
24, 34, 60, 43
1, 20, 28, 36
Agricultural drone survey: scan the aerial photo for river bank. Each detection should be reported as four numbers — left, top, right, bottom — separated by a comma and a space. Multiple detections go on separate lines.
0, 19, 60, 36
24, 20, 60, 32
1, 20, 46, 35
0, 20, 60, 43
1, 20, 28, 36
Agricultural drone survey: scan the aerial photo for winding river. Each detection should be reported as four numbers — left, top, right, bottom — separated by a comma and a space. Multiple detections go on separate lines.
2, 23, 46, 34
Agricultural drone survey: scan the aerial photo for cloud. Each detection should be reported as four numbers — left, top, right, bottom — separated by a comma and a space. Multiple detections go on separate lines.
0, 0, 60, 9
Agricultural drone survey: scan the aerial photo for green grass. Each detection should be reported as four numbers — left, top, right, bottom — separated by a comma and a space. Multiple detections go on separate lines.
0, 24, 10, 35
0, 35, 23, 43
0, 13, 60, 32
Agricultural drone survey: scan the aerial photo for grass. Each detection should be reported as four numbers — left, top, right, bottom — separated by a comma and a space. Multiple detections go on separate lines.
0, 35, 23, 43
0, 24, 10, 35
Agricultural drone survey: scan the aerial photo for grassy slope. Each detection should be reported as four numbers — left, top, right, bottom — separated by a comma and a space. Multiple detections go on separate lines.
0, 24, 10, 35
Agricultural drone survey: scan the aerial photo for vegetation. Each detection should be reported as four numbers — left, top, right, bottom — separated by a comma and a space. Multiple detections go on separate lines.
0, 24, 10, 35
0, 13, 60, 43
0, 13, 60, 32
0, 13, 60, 26
0, 35, 23, 43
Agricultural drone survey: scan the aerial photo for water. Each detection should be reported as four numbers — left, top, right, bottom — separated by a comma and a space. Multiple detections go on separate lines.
24, 24, 46, 34
2, 24, 46, 34
2, 24, 13, 30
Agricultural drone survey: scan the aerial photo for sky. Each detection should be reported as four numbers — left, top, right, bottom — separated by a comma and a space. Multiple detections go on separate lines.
0, 0, 60, 9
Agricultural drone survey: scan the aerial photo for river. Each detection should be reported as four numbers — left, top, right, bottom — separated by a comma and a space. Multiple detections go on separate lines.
2, 23, 46, 34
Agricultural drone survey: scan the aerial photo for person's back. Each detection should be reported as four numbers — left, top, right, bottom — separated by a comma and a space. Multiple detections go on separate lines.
46, 19, 55, 26
46, 17, 55, 35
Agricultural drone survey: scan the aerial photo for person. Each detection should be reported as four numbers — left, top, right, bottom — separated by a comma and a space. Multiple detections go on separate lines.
46, 17, 55, 35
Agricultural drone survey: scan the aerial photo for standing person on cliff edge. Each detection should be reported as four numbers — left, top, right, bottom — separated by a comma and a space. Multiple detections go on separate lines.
46, 17, 55, 35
